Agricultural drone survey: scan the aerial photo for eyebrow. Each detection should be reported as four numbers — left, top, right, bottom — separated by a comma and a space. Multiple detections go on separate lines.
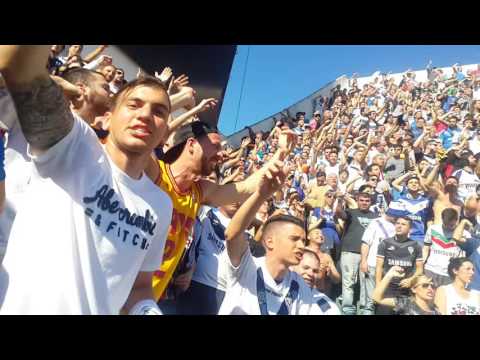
127, 97, 170, 113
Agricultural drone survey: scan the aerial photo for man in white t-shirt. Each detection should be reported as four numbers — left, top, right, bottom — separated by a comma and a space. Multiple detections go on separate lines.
218, 161, 337, 315
359, 209, 396, 315
0, 45, 173, 315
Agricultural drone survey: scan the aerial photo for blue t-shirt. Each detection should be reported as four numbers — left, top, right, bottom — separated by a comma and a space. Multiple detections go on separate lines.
312, 208, 340, 251
387, 191, 431, 244
439, 127, 461, 150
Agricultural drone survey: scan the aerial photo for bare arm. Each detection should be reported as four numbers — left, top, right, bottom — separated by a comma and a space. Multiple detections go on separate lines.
372, 266, 404, 307
225, 163, 286, 267
434, 286, 447, 315
360, 243, 370, 273
375, 256, 384, 285
83, 45, 108, 64
121, 271, 157, 315
392, 171, 413, 192
0, 45, 74, 154
452, 219, 471, 244
201, 130, 295, 207
167, 98, 218, 136
325, 254, 341, 284
422, 245, 431, 264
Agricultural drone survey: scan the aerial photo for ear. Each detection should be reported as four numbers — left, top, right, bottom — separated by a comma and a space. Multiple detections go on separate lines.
101, 112, 112, 131
264, 235, 275, 251
75, 82, 87, 102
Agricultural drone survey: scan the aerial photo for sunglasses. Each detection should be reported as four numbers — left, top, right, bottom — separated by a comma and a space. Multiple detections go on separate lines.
325, 193, 336, 198
416, 283, 436, 290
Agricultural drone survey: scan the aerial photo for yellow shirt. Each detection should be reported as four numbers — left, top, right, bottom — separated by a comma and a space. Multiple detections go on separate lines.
152, 160, 202, 301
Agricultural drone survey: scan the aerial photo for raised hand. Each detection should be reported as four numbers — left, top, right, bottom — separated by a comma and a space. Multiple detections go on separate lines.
241, 137, 252, 148
155, 67, 173, 83
278, 128, 298, 154
386, 266, 405, 280
258, 160, 288, 198
196, 98, 218, 113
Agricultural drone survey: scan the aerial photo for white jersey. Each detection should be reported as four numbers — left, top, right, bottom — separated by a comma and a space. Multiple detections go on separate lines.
0, 90, 30, 262
218, 249, 340, 315
0, 116, 172, 314
453, 169, 480, 201
361, 217, 396, 268
191, 208, 231, 291
444, 284, 480, 315
424, 224, 466, 277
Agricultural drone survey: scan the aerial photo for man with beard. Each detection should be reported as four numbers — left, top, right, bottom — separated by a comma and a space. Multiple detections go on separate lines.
144, 121, 296, 310
423, 163, 463, 225
452, 150, 480, 202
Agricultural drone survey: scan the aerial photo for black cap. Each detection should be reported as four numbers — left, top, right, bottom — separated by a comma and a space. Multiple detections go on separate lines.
168, 121, 219, 149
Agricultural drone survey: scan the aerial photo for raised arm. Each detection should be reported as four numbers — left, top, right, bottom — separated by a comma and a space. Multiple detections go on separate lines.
167, 98, 218, 136
372, 266, 405, 307
225, 160, 287, 267
83, 45, 108, 64
392, 171, 414, 192
200, 129, 296, 207
0, 45, 74, 154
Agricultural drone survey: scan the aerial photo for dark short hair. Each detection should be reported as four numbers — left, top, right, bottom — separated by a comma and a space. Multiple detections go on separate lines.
441, 208, 458, 224
447, 257, 473, 279
62, 68, 103, 87
396, 216, 412, 227
263, 214, 305, 234
357, 191, 372, 200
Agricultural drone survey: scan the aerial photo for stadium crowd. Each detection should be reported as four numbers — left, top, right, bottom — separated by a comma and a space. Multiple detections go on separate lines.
0, 45, 480, 315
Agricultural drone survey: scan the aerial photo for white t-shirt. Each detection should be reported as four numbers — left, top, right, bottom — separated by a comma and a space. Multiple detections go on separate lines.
452, 168, 480, 201
469, 138, 480, 156
0, 120, 31, 261
0, 116, 172, 314
218, 249, 340, 315
424, 224, 466, 277
362, 217, 396, 267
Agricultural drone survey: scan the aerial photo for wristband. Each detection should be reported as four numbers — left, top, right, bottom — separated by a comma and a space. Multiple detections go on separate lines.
128, 299, 162, 315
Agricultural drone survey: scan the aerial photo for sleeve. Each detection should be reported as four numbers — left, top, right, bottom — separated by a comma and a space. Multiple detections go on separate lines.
140, 198, 173, 272
310, 291, 341, 315
415, 243, 423, 262
83, 56, 104, 70
219, 244, 256, 287
361, 221, 376, 246
377, 239, 386, 258
424, 226, 432, 246
29, 115, 103, 179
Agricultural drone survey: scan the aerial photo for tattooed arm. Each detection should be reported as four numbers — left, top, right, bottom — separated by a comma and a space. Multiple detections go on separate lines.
0, 45, 74, 154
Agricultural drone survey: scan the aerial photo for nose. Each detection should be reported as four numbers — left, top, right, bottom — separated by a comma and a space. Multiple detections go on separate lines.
137, 105, 154, 122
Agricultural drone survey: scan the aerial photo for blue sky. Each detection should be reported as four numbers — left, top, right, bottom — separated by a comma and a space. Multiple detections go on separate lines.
218, 45, 480, 136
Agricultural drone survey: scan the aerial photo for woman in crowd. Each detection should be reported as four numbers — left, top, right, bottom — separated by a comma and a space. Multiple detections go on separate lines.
372, 266, 440, 315
434, 257, 480, 315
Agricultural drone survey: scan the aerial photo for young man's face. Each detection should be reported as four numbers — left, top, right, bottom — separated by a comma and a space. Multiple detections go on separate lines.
269, 223, 306, 267
85, 73, 112, 117
108, 85, 170, 156
357, 195, 371, 211
196, 133, 223, 176
328, 151, 338, 164
295, 254, 320, 288
407, 178, 420, 193
102, 65, 117, 83
114, 69, 125, 83
68, 44, 83, 57
395, 218, 411, 237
